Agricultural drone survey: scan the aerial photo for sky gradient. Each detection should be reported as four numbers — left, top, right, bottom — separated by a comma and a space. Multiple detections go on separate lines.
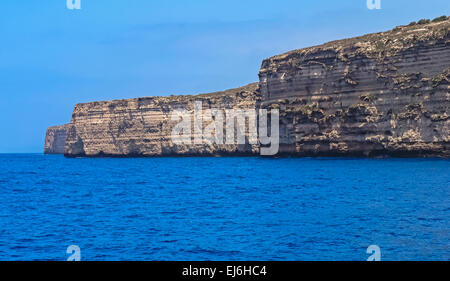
1, 0, 449, 152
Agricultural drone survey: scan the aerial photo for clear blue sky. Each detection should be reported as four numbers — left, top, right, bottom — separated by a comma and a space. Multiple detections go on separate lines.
0, 0, 448, 152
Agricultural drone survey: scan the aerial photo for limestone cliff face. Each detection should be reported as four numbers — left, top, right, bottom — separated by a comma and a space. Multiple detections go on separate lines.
259, 18, 450, 157
65, 83, 260, 157
44, 124, 70, 154
50, 18, 449, 158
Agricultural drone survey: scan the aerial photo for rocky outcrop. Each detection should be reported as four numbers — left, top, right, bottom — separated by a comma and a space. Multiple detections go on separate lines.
259, 18, 450, 157
48, 17, 449, 158
44, 124, 70, 154
64, 83, 260, 157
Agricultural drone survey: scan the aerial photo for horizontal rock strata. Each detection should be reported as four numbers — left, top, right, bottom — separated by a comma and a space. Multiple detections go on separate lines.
64, 83, 260, 157
259, 18, 450, 157
44, 124, 70, 154
46, 18, 450, 158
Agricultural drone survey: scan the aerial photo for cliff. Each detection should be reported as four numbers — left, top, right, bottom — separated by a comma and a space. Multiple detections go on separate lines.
44, 124, 70, 154
47, 17, 449, 158
259, 18, 449, 157
64, 83, 260, 157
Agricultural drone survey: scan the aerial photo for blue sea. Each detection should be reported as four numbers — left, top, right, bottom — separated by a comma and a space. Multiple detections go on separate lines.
0, 154, 448, 261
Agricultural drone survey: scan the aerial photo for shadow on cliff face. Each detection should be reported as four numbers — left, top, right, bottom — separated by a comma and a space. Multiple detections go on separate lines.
65, 135, 85, 158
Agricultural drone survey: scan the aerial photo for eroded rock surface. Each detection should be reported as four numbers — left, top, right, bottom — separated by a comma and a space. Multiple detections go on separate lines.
64, 83, 260, 157
259, 18, 450, 157
44, 124, 70, 154
47, 18, 449, 158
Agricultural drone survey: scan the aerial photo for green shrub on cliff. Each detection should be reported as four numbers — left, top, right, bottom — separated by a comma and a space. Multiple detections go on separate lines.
375, 41, 385, 52
417, 19, 431, 25
406, 16, 447, 27
432, 15, 448, 23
